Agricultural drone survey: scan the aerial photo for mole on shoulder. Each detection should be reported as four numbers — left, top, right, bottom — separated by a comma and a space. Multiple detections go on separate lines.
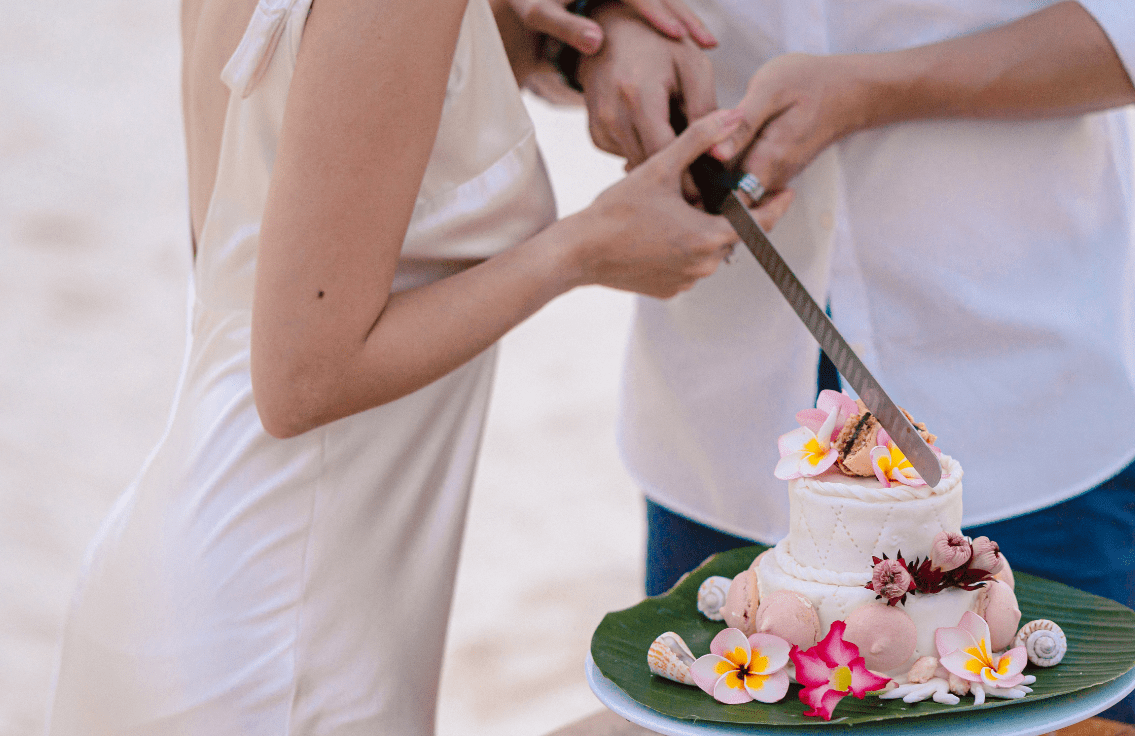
317, 290, 325, 299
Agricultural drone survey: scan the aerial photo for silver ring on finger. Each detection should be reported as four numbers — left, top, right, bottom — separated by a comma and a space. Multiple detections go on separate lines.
737, 173, 765, 205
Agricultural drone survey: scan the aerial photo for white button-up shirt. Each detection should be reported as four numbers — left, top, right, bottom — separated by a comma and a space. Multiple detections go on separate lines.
618, 0, 1135, 541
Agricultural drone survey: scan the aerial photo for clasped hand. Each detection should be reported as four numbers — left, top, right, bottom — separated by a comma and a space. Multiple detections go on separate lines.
576, 3, 874, 200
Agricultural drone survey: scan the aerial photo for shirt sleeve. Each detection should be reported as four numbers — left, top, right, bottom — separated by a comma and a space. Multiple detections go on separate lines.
1076, 1, 1135, 85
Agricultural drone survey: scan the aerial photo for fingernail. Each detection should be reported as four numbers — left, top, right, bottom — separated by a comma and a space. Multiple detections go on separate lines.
695, 23, 718, 46
712, 141, 735, 160
581, 28, 603, 53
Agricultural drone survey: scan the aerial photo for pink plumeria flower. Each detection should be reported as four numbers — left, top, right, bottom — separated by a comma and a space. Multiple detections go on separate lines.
869, 429, 925, 487
790, 621, 891, 721
935, 611, 1027, 690
690, 628, 791, 705
794, 390, 858, 442
775, 403, 844, 480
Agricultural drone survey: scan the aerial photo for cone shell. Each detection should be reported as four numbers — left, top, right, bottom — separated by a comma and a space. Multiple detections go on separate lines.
647, 632, 697, 685
696, 576, 732, 621
1012, 619, 1067, 667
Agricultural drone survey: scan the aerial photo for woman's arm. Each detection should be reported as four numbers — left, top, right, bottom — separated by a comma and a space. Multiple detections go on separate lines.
251, 0, 789, 438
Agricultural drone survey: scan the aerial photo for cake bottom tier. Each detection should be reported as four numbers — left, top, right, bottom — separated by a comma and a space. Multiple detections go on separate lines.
756, 548, 981, 677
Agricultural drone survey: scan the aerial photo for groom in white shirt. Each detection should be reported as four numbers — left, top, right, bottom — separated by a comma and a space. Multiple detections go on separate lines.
570, 0, 1135, 722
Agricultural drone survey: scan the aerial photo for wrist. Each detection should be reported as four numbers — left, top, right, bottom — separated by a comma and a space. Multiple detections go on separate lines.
837, 51, 920, 133
522, 216, 591, 297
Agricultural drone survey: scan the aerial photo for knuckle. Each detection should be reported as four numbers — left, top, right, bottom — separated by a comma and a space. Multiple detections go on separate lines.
616, 81, 644, 111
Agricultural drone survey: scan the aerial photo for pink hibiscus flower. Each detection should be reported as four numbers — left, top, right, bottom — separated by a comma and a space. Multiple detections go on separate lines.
790, 621, 891, 721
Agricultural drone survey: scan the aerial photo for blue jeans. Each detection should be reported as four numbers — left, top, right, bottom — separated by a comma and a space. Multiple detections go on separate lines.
645, 461, 1135, 723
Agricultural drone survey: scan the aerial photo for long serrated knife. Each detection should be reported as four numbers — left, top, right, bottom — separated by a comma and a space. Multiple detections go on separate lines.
679, 118, 941, 486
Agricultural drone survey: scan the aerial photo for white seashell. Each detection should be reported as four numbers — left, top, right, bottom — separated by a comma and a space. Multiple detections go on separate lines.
697, 576, 732, 621
1012, 619, 1067, 667
647, 632, 697, 686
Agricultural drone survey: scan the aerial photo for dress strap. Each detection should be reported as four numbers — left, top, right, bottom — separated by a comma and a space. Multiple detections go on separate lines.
220, 0, 303, 98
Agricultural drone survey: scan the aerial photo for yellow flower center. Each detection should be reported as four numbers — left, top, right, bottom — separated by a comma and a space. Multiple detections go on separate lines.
746, 672, 770, 691
716, 647, 772, 691
830, 665, 853, 693
964, 638, 995, 675
725, 646, 748, 668
803, 437, 826, 465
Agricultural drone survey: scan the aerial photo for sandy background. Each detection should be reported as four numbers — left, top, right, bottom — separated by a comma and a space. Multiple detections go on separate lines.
0, 2, 647, 735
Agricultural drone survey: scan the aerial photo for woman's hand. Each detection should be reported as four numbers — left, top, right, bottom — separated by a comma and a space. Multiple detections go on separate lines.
556, 108, 793, 299
507, 0, 716, 55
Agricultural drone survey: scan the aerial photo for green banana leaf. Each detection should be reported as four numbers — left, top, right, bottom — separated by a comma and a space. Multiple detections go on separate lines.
590, 545, 1135, 726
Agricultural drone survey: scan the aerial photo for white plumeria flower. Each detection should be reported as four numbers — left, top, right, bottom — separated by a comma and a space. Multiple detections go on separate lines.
774, 407, 840, 480
935, 611, 1027, 691
690, 628, 791, 705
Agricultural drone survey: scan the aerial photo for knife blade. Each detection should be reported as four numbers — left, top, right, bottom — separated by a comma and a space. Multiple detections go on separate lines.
679, 116, 941, 486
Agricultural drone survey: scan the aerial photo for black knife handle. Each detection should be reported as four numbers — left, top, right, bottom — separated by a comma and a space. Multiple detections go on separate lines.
670, 101, 744, 215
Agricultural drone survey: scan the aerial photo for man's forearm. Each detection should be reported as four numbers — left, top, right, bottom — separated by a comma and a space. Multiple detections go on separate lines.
861, 1, 1134, 129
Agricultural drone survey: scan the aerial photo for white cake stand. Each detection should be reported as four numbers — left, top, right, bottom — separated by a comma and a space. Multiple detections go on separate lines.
587, 654, 1135, 736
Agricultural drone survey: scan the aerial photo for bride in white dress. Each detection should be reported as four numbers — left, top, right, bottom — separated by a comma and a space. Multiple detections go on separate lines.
44, 0, 791, 733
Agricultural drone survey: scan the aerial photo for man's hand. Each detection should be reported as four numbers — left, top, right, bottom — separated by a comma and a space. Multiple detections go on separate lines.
576, 3, 717, 170
712, 53, 870, 198
709, 2, 1135, 198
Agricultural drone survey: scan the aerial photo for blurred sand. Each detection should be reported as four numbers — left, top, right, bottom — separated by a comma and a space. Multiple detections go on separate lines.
0, 3, 643, 734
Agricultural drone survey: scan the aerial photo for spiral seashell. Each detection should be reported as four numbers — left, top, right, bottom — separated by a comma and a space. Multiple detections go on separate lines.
1012, 619, 1067, 667
647, 632, 697, 685
697, 576, 732, 621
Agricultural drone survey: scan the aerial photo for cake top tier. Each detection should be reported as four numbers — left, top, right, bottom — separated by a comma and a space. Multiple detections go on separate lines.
775, 389, 945, 489
797, 455, 961, 501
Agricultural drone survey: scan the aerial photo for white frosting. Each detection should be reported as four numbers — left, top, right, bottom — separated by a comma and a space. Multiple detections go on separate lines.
786, 456, 963, 574
757, 551, 980, 676
772, 539, 871, 587
752, 455, 978, 677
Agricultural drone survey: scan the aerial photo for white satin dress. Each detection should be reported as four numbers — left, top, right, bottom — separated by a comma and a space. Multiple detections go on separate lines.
45, 1, 554, 733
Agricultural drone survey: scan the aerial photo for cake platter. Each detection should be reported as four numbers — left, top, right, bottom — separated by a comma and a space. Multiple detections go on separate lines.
587, 653, 1135, 736
589, 545, 1135, 733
